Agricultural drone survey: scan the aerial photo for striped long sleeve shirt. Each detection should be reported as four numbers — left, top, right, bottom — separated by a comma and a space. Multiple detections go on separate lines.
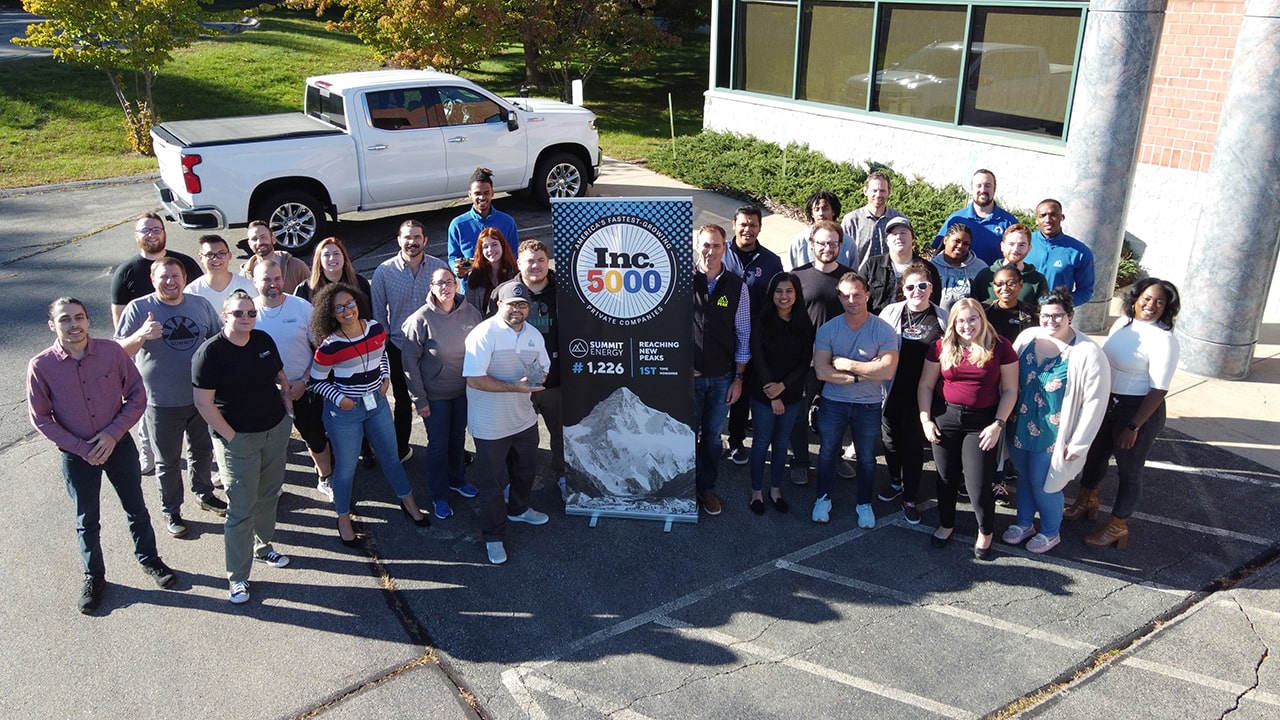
309, 320, 391, 405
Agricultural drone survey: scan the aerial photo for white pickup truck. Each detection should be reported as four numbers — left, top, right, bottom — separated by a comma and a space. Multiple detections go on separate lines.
152, 69, 600, 250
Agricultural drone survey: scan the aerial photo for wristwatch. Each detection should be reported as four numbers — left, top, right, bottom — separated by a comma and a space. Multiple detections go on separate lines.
733, 372, 744, 380
994, 418, 1006, 427
1126, 422, 1139, 431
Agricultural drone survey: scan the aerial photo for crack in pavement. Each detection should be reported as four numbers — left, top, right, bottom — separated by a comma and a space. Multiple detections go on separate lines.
1221, 596, 1270, 719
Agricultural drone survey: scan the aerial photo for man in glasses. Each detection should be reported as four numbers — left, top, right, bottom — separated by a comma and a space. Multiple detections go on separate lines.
115, 257, 224, 539
865, 216, 941, 315
251, 259, 332, 497
185, 234, 256, 308
110, 213, 202, 476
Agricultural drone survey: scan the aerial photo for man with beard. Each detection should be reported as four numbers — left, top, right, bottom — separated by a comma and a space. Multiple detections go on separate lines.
932, 169, 1018, 264
239, 221, 310, 294
115, 257, 224, 538
371, 219, 448, 461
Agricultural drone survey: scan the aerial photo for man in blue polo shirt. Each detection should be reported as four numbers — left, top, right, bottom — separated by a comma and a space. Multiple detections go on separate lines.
447, 167, 520, 276
1025, 198, 1095, 307
933, 169, 1018, 264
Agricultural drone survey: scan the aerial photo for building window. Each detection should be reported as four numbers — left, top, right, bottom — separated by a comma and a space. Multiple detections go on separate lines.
734, 1, 799, 97
720, 0, 1085, 140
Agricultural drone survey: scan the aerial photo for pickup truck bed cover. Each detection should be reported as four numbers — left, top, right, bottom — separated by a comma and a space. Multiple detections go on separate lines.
155, 113, 342, 148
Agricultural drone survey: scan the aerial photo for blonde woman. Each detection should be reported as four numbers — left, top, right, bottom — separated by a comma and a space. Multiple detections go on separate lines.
917, 298, 1018, 559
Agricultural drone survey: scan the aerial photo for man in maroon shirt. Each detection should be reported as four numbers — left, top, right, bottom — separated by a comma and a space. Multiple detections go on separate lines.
27, 297, 179, 614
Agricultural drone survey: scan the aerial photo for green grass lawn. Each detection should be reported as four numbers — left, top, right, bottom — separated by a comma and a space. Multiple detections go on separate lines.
0, 10, 709, 189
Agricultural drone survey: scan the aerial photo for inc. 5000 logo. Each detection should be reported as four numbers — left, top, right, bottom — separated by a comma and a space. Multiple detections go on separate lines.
571, 214, 676, 325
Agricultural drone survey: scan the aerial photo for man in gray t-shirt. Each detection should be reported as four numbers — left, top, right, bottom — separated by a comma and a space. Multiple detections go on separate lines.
115, 257, 223, 537
812, 271, 900, 528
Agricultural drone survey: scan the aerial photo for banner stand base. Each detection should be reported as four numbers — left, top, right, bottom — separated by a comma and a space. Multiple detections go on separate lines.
566, 505, 698, 530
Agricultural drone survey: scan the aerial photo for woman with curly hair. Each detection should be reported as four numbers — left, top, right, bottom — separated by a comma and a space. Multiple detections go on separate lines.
917, 297, 1018, 559
462, 227, 518, 318
308, 282, 430, 546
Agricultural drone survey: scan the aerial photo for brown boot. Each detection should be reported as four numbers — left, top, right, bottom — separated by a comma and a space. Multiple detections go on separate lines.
1085, 516, 1129, 549
1063, 488, 1099, 521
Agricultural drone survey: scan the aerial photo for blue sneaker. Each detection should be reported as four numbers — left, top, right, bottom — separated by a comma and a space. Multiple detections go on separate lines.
451, 483, 478, 498
433, 500, 453, 520
812, 494, 832, 524
856, 503, 875, 529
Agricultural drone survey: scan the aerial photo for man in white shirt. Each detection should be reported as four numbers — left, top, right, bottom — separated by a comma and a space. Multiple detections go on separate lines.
463, 283, 551, 565
186, 235, 256, 308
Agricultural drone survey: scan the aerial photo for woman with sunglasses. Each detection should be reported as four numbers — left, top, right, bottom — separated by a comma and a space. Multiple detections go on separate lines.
309, 282, 430, 546
1002, 288, 1110, 554
877, 264, 948, 524
192, 290, 294, 604
462, 227, 519, 318
1070, 278, 1181, 550
917, 298, 1019, 559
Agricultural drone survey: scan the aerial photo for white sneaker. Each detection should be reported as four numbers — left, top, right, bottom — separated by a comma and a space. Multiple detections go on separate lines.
508, 508, 549, 525
856, 503, 875, 529
812, 494, 832, 523
486, 541, 507, 565
842, 443, 857, 461
558, 476, 571, 503
316, 476, 334, 500
228, 580, 250, 604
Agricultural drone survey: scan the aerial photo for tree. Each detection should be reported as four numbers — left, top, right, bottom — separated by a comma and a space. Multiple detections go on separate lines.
14, 0, 209, 155
287, 0, 507, 72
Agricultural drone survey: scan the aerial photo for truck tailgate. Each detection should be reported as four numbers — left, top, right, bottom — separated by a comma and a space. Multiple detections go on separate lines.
153, 113, 342, 148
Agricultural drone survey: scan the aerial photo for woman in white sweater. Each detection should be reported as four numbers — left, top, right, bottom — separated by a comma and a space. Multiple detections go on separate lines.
1002, 288, 1111, 554
1069, 278, 1181, 550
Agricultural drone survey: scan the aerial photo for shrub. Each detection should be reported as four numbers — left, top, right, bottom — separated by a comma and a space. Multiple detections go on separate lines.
648, 131, 1032, 256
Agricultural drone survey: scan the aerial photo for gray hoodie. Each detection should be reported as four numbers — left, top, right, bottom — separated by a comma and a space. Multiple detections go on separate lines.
401, 294, 482, 405
930, 251, 985, 312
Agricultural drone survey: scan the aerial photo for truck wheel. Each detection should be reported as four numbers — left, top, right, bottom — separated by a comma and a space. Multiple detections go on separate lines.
531, 152, 588, 207
254, 192, 327, 252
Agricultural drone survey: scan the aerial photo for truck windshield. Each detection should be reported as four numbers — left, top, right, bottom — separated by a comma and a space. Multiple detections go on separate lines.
306, 85, 347, 130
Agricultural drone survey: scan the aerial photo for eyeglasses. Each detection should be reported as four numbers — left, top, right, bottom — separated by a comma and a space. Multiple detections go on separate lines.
812, 240, 841, 248
228, 309, 258, 318
333, 300, 358, 313
993, 280, 1021, 288
431, 279, 457, 287
200, 251, 230, 260
136, 226, 164, 235
1040, 312, 1068, 322
903, 281, 932, 292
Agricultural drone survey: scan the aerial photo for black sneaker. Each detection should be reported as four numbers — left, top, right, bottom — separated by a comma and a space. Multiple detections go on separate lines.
902, 501, 922, 525
141, 559, 177, 588
163, 512, 188, 538
877, 482, 903, 502
993, 480, 1015, 508
957, 486, 970, 501
197, 495, 228, 517
728, 446, 749, 465
78, 576, 104, 614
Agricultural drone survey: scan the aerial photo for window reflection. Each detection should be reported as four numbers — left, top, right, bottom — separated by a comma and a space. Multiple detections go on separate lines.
735, 1, 798, 97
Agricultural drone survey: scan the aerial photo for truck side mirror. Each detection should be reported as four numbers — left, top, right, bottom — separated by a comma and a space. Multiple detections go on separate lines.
506, 109, 519, 132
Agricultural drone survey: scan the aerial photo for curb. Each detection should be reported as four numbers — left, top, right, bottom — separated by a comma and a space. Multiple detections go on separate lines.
0, 172, 159, 199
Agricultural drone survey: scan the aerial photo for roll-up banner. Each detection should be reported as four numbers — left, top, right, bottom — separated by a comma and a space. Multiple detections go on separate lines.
551, 197, 697, 525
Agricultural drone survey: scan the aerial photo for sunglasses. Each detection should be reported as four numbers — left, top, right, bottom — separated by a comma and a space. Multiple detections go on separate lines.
333, 299, 358, 313
229, 309, 257, 318
903, 281, 932, 292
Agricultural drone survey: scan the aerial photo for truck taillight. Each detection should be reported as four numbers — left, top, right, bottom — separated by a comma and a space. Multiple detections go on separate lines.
181, 154, 203, 194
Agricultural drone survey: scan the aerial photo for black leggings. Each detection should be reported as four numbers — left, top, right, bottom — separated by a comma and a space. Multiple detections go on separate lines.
932, 402, 997, 534
1079, 394, 1165, 520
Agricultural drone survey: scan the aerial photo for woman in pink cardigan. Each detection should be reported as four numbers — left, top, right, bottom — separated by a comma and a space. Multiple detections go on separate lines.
1001, 288, 1111, 553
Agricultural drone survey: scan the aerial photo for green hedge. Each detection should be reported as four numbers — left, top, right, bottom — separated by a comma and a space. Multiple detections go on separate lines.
646, 131, 1035, 255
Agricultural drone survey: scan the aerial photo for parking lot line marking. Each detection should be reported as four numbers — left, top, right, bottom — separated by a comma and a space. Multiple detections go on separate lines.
1127, 511, 1273, 545
1146, 460, 1280, 488
1120, 657, 1280, 706
517, 526, 872, 672
892, 521, 1189, 596
501, 668, 548, 720
654, 617, 978, 720
1217, 599, 1280, 623
778, 561, 1096, 651
520, 674, 657, 720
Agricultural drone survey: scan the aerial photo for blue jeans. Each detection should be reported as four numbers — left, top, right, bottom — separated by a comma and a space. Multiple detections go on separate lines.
816, 399, 881, 503
61, 434, 159, 577
1010, 446, 1062, 537
322, 393, 414, 515
750, 397, 801, 491
422, 394, 468, 502
693, 373, 733, 493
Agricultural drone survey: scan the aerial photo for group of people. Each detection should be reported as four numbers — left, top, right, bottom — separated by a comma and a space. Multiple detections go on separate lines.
28, 167, 559, 613
693, 168, 1180, 563
30, 163, 1181, 614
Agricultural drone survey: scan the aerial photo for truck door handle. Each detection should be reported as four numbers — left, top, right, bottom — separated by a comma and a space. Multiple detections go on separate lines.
366, 144, 388, 151
447, 136, 468, 143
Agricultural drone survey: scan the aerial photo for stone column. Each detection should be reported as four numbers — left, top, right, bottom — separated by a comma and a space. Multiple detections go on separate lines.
1060, 0, 1167, 333
1176, 0, 1280, 379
